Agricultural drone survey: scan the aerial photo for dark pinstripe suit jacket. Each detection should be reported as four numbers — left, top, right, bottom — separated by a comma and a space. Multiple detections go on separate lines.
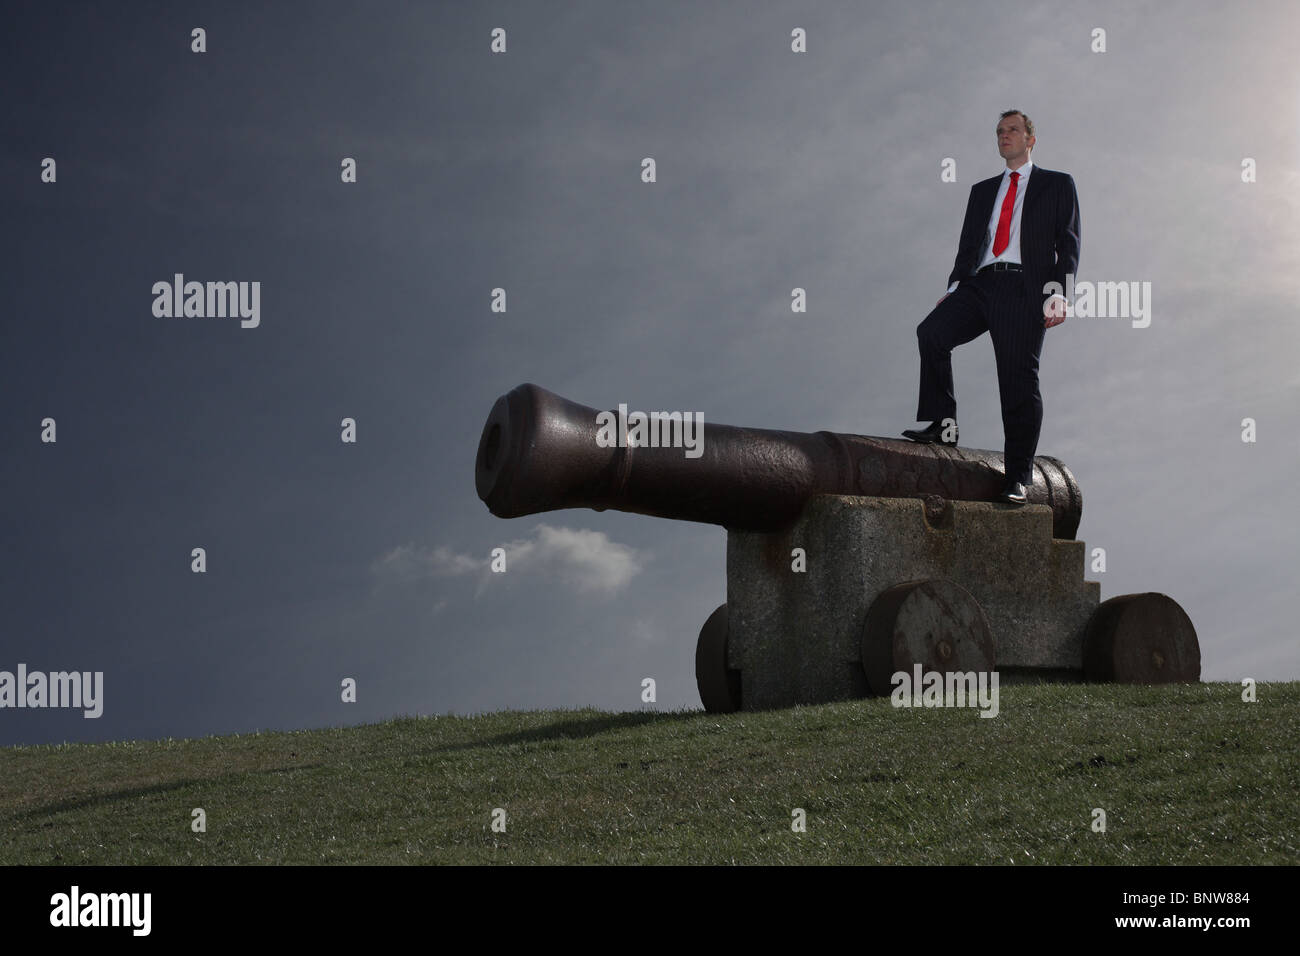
946, 166, 1081, 309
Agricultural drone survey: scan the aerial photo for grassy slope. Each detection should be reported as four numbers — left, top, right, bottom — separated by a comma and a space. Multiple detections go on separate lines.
1, 683, 1297, 865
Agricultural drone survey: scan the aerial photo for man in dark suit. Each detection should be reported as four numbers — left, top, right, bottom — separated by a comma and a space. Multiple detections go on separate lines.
902, 110, 1080, 504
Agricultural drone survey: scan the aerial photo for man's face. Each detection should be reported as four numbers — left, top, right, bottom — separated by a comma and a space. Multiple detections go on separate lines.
996, 115, 1034, 162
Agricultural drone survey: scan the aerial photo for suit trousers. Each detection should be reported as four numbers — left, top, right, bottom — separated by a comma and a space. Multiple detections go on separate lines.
915, 269, 1046, 486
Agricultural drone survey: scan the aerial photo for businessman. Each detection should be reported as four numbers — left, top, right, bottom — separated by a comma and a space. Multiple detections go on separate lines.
902, 110, 1080, 505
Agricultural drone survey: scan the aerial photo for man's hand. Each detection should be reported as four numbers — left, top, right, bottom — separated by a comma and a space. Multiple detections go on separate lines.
1043, 295, 1068, 328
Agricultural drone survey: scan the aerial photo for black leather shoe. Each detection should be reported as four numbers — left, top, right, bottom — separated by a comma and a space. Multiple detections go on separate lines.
999, 480, 1027, 505
901, 419, 958, 446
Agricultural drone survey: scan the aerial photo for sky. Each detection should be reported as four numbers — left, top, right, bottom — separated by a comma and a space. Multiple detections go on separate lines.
3, 0, 1298, 746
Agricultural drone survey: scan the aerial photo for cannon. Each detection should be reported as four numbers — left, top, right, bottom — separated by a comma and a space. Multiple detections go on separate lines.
475, 383, 1200, 712
477, 383, 1083, 539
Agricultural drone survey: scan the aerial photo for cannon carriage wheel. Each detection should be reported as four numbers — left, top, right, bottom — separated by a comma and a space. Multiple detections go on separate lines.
860, 579, 997, 696
1082, 592, 1200, 683
696, 604, 742, 713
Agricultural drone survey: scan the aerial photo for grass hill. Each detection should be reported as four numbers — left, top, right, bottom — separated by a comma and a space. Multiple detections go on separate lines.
2, 683, 1296, 865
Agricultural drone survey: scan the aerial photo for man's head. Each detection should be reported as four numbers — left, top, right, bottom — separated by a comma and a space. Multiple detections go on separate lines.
996, 110, 1035, 167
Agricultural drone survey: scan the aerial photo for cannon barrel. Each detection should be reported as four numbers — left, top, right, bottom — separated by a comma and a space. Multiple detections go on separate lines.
476, 383, 1083, 539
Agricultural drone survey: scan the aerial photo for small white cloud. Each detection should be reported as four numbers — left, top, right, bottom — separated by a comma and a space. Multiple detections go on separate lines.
627, 617, 664, 646
427, 546, 484, 577
371, 524, 646, 597
527, 524, 644, 594
370, 543, 482, 583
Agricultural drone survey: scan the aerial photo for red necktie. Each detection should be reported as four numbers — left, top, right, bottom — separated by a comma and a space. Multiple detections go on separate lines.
991, 171, 1019, 257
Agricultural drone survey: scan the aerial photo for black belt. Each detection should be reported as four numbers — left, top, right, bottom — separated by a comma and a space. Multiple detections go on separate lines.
978, 262, 1023, 274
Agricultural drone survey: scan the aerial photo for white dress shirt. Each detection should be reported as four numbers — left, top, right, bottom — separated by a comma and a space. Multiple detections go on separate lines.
947, 159, 1044, 295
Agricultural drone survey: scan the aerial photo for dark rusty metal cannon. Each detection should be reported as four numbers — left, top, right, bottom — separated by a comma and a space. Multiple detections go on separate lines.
476, 383, 1084, 539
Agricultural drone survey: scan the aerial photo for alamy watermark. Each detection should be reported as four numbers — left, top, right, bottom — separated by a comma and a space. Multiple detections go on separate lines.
595, 404, 704, 458
1042, 274, 1152, 328
152, 274, 260, 328
50, 886, 150, 936
0, 664, 103, 718
890, 664, 999, 718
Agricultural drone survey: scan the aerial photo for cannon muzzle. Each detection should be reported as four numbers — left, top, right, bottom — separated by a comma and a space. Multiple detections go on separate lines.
476, 383, 1082, 539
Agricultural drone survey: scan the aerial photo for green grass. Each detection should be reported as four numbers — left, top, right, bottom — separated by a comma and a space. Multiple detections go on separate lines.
1, 683, 1297, 864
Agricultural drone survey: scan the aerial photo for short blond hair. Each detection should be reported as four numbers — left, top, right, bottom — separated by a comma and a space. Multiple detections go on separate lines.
998, 110, 1034, 139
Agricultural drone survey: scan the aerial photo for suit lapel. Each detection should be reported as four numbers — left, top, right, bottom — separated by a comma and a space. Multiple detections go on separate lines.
980, 177, 1000, 222
1022, 166, 1046, 214
973, 178, 1000, 263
